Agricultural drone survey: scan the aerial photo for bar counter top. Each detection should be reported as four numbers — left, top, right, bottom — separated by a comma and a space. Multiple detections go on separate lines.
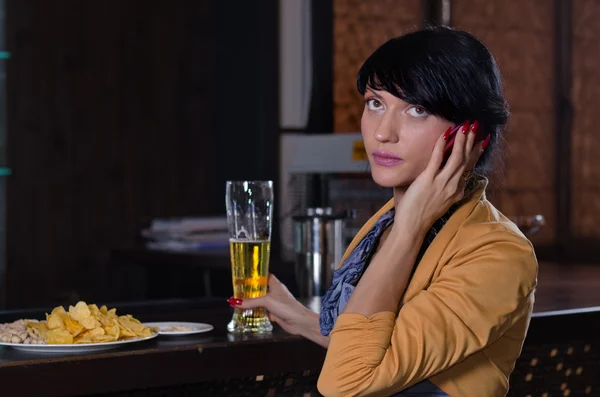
0, 298, 327, 396
1, 261, 600, 396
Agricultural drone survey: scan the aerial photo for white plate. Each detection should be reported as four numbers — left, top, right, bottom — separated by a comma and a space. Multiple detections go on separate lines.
0, 333, 158, 353
142, 322, 214, 336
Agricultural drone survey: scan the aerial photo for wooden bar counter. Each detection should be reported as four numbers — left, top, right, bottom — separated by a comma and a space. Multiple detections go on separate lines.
0, 298, 326, 396
1, 261, 600, 396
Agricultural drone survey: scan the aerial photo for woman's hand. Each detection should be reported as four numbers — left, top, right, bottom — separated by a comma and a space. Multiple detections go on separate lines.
394, 121, 487, 235
232, 274, 305, 335
230, 274, 328, 347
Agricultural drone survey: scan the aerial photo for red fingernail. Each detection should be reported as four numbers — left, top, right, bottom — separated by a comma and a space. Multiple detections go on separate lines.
226, 297, 241, 305
462, 121, 471, 135
470, 120, 480, 134
481, 135, 490, 150
443, 126, 451, 140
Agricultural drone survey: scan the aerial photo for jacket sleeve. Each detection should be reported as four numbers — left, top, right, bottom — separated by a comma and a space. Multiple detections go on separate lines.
317, 230, 538, 397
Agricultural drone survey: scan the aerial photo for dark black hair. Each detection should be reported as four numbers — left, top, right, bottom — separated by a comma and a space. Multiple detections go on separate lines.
357, 26, 509, 178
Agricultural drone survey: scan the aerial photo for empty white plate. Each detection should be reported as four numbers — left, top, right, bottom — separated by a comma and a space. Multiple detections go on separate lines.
142, 322, 213, 336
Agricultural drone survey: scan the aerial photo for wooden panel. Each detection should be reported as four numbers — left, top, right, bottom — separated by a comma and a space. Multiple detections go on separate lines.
333, 0, 422, 132
453, 0, 552, 34
572, 38, 600, 114
503, 111, 555, 190
573, 191, 600, 238
334, 0, 421, 21
573, 0, 600, 40
453, 0, 554, 112
453, 0, 556, 245
572, 1, 600, 238
572, 37, 600, 191
571, 101, 600, 190
5, 0, 218, 308
452, 29, 554, 111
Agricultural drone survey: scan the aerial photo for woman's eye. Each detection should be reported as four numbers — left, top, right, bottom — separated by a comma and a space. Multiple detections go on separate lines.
407, 106, 429, 118
366, 98, 384, 111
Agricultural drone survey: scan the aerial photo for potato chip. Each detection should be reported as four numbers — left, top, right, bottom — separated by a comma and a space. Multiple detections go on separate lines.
92, 334, 117, 343
87, 304, 100, 316
102, 318, 120, 339
59, 313, 84, 337
68, 301, 101, 330
80, 326, 105, 338
46, 328, 74, 344
116, 319, 138, 337
51, 306, 67, 316
47, 314, 64, 330
141, 327, 153, 337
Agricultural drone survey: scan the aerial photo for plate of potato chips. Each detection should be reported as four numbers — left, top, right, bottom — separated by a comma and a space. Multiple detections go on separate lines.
0, 301, 157, 353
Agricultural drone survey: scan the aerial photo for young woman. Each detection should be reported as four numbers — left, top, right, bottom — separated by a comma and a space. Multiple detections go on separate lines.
230, 26, 538, 397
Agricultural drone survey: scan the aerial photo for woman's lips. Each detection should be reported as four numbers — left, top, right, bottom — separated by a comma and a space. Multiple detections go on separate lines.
372, 150, 403, 167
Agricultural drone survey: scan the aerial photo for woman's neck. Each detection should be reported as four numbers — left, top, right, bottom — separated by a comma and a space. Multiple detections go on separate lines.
392, 185, 407, 209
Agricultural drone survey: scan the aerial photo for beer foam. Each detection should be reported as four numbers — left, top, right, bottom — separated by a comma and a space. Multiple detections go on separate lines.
229, 238, 270, 243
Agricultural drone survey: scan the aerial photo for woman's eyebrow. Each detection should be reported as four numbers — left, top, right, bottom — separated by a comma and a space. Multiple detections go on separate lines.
365, 89, 383, 99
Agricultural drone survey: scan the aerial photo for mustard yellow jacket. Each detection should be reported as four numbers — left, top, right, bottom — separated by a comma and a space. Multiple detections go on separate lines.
317, 181, 538, 397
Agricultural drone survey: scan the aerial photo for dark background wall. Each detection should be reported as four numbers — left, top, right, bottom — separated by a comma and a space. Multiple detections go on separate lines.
4, 0, 599, 308
4, 0, 279, 308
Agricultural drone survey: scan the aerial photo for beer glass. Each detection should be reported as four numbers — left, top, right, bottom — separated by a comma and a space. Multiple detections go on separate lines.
225, 180, 274, 333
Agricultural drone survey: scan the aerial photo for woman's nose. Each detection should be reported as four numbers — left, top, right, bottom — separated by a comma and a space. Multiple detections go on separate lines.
374, 116, 399, 143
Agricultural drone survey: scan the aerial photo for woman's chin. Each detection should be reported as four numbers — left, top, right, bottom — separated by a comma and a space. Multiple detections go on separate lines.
371, 170, 410, 189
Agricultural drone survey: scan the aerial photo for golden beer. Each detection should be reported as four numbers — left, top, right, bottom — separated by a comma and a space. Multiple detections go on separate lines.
227, 239, 273, 333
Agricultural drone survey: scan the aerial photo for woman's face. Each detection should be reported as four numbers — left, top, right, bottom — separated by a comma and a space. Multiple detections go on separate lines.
361, 88, 454, 188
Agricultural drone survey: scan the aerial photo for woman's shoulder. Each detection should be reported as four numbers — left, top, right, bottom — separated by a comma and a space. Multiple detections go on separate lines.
450, 177, 528, 240
454, 198, 532, 242
443, 199, 538, 290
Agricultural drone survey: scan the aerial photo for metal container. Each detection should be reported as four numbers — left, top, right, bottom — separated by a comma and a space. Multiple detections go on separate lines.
292, 207, 348, 298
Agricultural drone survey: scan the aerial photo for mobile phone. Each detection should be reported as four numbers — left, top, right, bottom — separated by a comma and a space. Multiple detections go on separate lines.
442, 120, 488, 166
